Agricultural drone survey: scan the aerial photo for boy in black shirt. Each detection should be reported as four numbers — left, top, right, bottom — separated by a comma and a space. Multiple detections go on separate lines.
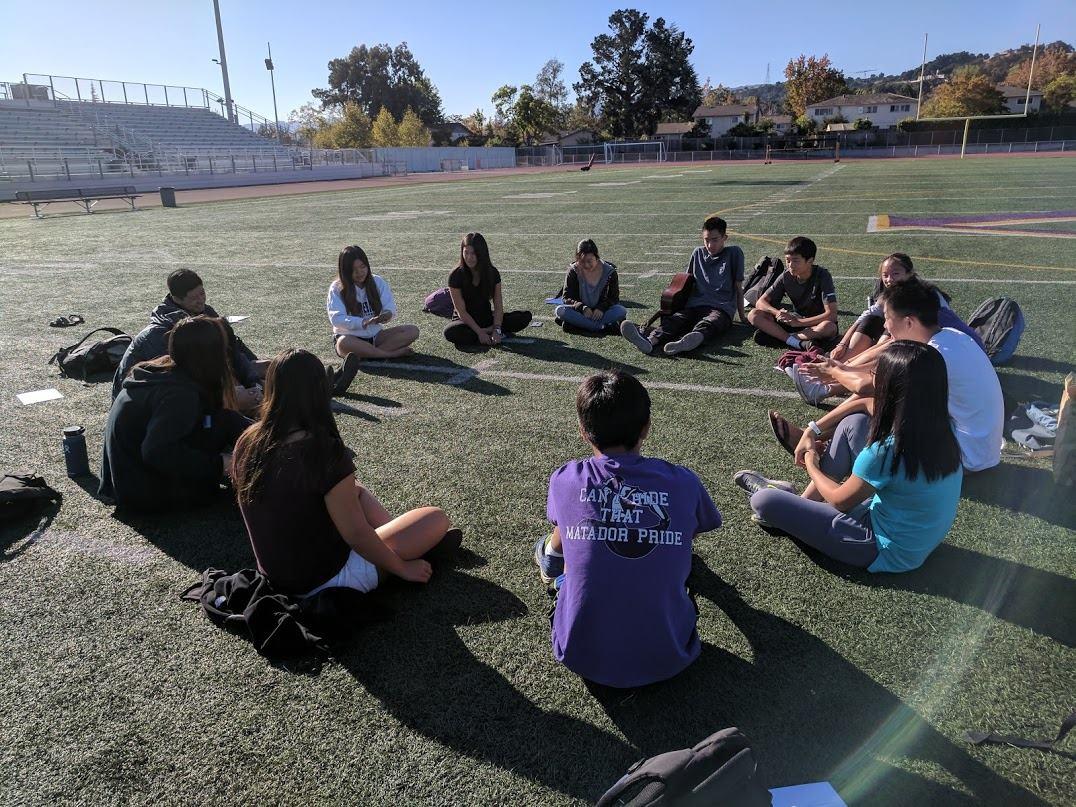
748, 236, 838, 350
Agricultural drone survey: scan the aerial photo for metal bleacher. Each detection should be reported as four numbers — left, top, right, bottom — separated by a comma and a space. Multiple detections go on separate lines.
0, 73, 380, 188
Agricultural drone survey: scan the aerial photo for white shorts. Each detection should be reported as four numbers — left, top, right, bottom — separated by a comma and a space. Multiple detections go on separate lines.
303, 550, 379, 597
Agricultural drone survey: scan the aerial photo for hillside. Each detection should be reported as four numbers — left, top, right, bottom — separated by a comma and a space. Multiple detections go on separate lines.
732, 40, 1073, 113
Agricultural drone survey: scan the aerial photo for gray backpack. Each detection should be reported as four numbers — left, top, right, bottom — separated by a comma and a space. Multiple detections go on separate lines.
597, 727, 772, 806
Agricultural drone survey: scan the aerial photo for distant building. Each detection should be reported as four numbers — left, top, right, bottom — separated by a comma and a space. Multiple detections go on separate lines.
654, 122, 695, 148
691, 104, 758, 137
763, 114, 793, 133
438, 121, 475, 144
806, 93, 918, 130
996, 84, 1044, 113
537, 129, 598, 147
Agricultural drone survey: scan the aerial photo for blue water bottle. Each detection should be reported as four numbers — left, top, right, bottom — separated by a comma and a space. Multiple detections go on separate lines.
62, 426, 91, 478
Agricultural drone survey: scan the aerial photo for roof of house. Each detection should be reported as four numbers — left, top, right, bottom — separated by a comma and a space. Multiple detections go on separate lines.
996, 84, 1043, 97
764, 114, 793, 124
536, 128, 598, 145
655, 122, 695, 135
692, 104, 756, 118
826, 122, 856, 132
807, 93, 918, 108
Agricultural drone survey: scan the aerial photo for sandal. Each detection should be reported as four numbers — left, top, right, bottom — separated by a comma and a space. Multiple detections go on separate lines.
769, 411, 802, 456
49, 314, 85, 327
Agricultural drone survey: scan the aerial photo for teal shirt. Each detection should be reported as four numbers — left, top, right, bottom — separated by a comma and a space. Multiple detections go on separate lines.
853, 439, 963, 573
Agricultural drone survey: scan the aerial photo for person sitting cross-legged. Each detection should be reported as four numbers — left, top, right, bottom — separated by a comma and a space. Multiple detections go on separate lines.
735, 341, 963, 573
622, 215, 746, 356
328, 245, 420, 395
443, 232, 532, 347
534, 370, 722, 688
553, 239, 627, 335
747, 236, 838, 351
232, 348, 461, 599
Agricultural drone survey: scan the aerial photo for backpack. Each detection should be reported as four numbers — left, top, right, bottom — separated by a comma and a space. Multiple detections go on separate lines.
597, 728, 772, 807
0, 472, 62, 521
423, 287, 455, 318
967, 298, 1024, 365
744, 257, 783, 307
49, 327, 132, 381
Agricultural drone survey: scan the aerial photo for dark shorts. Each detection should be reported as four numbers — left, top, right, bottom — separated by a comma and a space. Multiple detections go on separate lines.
334, 333, 375, 348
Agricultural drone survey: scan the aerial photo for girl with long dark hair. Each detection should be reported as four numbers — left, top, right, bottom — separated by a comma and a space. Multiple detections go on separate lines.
554, 239, 626, 335
232, 349, 460, 597
100, 316, 249, 510
328, 246, 419, 391
738, 341, 963, 572
443, 232, 532, 346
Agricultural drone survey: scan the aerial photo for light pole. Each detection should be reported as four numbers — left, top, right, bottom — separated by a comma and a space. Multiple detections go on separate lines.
265, 42, 282, 144
211, 0, 235, 123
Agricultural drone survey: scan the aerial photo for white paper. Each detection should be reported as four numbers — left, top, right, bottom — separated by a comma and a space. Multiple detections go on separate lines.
225, 315, 249, 324
17, 388, 63, 405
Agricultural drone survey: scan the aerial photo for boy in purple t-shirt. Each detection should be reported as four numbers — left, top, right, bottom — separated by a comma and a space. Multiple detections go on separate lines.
534, 370, 722, 688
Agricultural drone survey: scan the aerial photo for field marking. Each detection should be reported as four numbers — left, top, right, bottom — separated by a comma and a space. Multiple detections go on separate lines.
588, 180, 642, 187
730, 232, 1076, 273
348, 210, 453, 222
832, 275, 1076, 285
502, 191, 578, 199
448, 359, 499, 386
365, 361, 802, 400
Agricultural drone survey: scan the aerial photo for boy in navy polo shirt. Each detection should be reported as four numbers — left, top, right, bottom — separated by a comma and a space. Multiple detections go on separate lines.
622, 215, 746, 356
748, 236, 839, 350
534, 371, 722, 688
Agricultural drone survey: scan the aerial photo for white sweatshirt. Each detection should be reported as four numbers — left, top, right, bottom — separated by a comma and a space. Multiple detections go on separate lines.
327, 276, 397, 339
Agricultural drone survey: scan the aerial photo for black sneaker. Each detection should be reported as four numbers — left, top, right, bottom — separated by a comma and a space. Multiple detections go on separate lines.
732, 470, 797, 497
332, 352, 360, 396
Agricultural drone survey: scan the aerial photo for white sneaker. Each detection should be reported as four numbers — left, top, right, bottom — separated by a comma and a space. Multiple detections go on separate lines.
664, 331, 704, 355
621, 321, 653, 355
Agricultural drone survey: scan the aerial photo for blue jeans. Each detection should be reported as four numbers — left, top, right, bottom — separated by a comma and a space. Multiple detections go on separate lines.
556, 304, 627, 332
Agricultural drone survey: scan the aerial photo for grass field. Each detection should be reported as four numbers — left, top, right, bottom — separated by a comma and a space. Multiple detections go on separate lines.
1, 155, 1074, 806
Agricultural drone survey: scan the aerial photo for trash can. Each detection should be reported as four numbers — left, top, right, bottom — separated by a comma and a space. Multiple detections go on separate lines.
159, 187, 177, 208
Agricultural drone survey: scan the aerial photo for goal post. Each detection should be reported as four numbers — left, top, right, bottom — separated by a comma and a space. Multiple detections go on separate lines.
602, 141, 667, 164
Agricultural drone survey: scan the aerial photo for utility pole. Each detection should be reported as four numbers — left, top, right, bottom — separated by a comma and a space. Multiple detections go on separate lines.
212, 0, 235, 123
265, 42, 282, 143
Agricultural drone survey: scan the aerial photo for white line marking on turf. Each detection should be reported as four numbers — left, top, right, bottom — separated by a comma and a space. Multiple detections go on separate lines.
833, 276, 1076, 284
448, 359, 499, 386
367, 362, 801, 400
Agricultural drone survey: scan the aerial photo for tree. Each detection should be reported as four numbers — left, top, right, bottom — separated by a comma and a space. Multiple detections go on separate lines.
397, 107, 431, 146
793, 114, 816, 134
700, 80, 740, 107
1005, 46, 1076, 90
512, 85, 559, 144
371, 106, 400, 146
564, 100, 603, 135
311, 102, 372, 149
1043, 74, 1076, 111
921, 67, 1006, 117
784, 54, 848, 117
852, 118, 873, 130
289, 102, 331, 145
313, 42, 443, 126
534, 59, 569, 109
574, 9, 700, 138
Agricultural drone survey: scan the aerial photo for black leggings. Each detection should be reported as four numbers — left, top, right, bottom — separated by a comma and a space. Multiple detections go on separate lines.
444, 310, 532, 346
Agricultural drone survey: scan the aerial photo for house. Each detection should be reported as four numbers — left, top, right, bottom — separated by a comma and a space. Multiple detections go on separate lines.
654, 122, 695, 148
762, 114, 793, 133
691, 104, 758, 137
805, 93, 918, 130
996, 84, 1044, 113
437, 121, 475, 144
825, 122, 856, 132
537, 129, 598, 147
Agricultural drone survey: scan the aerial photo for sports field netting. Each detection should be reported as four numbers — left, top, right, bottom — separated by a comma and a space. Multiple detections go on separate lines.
1, 155, 1074, 805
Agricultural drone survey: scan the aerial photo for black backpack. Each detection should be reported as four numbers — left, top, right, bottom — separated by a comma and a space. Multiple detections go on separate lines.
597, 728, 772, 806
967, 297, 1025, 366
0, 472, 61, 521
49, 327, 132, 381
744, 257, 783, 307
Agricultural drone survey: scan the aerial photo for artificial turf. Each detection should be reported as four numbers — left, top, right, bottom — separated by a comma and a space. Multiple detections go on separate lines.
1, 155, 1074, 805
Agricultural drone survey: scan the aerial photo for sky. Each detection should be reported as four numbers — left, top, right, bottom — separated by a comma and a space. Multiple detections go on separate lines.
1, 1, 1073, 122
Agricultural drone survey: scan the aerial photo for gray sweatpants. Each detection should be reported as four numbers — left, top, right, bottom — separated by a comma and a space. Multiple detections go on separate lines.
749, 413, 879, 568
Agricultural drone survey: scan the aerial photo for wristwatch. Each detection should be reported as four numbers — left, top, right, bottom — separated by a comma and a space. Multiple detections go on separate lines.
808, 420, 823, 436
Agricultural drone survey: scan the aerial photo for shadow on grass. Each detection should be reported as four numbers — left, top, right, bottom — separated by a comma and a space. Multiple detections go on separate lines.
0, 503, 59, 564
335, 570, 640, 802
962, 462, 1075, 531
804, 542, 1075, 648
590, 558, 1046, 806
112, 496, 254, 572
358, 356, 512, 396
500, 336, 649, 375
1005, 355, 1075, 376
997, 372, 1064, 410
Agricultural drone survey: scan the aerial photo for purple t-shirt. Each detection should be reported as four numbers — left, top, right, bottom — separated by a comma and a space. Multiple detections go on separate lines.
546, 453, 722, 688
